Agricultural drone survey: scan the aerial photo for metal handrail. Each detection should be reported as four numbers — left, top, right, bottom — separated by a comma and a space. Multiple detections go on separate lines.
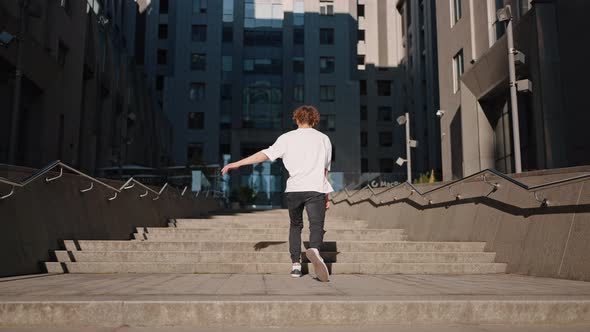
330, 168, 590, 207
0, 161, 218, 201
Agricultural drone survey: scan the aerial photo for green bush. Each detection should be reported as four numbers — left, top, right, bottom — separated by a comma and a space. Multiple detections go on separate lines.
237, 186, 257, 206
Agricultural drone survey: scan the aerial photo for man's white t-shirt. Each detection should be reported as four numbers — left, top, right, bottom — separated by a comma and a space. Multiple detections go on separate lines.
262, 128, 334, 194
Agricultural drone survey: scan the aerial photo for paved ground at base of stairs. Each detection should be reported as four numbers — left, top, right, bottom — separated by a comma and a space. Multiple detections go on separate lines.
2, 325, 590, 332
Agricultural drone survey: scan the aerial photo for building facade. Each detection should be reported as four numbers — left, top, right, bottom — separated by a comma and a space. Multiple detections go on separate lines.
436, 0, 590, 180
396, 0, 440, 180
0, 0, 173, 174
143, 0, 405, 203
356, 0, 405, 177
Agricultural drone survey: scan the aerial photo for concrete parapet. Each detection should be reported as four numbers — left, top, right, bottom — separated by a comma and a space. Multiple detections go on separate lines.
328, 167, 590, 281
0, 164, 220, 277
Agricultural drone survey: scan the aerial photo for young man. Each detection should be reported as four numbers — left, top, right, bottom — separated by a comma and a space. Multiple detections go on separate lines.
221, 105, 333, 282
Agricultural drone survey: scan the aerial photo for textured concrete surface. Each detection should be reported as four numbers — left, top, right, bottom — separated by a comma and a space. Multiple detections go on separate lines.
0, 166, 220, 277
2, 325, 590, 332
1, 273, 590, 327
328, 169, 590, 281
47, 211, 505, 275
45, 261, 507, 274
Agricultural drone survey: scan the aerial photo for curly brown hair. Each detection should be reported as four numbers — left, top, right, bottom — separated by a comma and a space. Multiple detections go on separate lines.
292, 105, 320, 127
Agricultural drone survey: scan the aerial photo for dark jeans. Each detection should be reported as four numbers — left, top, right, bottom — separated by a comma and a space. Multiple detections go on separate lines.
285, 191, 326, 263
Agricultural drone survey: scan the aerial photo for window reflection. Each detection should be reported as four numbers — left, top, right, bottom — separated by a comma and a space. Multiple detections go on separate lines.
242, 82, 283, 129
244, 0, 284, 28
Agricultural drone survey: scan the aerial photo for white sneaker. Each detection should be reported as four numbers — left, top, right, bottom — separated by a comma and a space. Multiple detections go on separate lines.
290, 263, 302, 278
306, 248, 329, 282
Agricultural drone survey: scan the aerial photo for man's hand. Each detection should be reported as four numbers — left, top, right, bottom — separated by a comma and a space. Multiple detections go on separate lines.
221, 162, 240, 175
221, 152, 270, 175
325, 194, 330, 210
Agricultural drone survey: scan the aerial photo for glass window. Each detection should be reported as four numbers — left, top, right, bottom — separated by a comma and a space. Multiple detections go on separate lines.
320, 56, 335, 74
358, 29, 365, 42
244, 0, 283, 28
187, 143, 204, 162
188, 113, 204, 129
451, 0, 462, 26
357, 55, 365, 70
192, 25, 207, 42
361, 158, 368, 172
453, 49, 464, 93
189, 83, 206, 101
379, 132, 392, 147
223, 26, 233, 42
377, 80, 392, 96
244, 30, 282, 47
244, 58, 282, 75
294, 0, 304, 25
293, 57, 304, 73
222, 56, 232, 72
157, 49, 167, 65
378, 106, 392, 122
159, 0, 168, 14
221, 84, 232, 100
319, 114, 335, 132
223, 0, 234, 22
320, 0, 334, 16
320, 28, 334, 45
357, 4, 365, 17
380, 158, 393, 173
293, 28, 304, 45
293, 85, 304, 102
360, 105, 367, 121
320, 85, 335, 102
158, 24, 168, 39
156, 75, 164, 91
359, 80, 367, 96
191, 53, 207, 71
361, 131, 368, 147
242, 82, 283, 129
193, 0, 207, 14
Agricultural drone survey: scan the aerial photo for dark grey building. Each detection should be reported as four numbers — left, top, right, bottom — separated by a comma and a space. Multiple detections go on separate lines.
396, 0, 440, 180
144, 0, 406, 203
0, 0, 173, 174
436, 0, 590, 180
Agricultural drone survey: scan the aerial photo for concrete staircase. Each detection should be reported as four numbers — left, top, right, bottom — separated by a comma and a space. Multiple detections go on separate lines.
6, 210, 590, 328
45, 209, 507, 275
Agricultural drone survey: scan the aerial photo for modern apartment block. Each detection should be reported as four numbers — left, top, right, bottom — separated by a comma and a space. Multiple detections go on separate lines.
0, 0, 173, 174
396, 0, 440, 179
436, 0, 590, 180
143, 0, 405, 202
356, 0, 405, 176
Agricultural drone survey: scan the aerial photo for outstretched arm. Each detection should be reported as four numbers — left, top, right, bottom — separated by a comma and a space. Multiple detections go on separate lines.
221, 151, 270, 175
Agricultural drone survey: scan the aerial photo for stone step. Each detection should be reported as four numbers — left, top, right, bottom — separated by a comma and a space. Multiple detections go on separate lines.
63, 240, 487, 253
46, 261, 507, 274
186, 215, 364, 222
133, 232, 409, 242
3, 298, 588, 327
140, 227, 405, 236
54, 250, 497, 264
171, 219, 370, 229
2, 274, 589, 327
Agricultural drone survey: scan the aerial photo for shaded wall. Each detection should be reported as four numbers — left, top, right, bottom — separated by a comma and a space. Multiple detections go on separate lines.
0, 164, 220, 277
329, 166, 590, 281
0, 0, 173, 174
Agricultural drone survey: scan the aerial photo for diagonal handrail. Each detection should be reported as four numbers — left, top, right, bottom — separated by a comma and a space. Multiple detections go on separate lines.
332, 168, 590, 207
0, 160, 218, 201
